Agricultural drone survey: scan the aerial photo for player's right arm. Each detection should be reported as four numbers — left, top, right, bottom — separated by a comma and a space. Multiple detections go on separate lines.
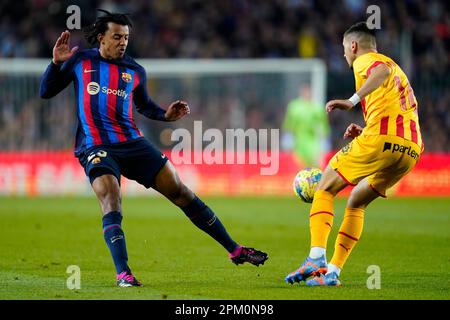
325, 63, 391, 113
133, 69, 190, 122
40, 31, 79, 99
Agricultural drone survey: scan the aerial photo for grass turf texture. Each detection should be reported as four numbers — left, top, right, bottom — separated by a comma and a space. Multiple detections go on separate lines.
0, 196, 449, 300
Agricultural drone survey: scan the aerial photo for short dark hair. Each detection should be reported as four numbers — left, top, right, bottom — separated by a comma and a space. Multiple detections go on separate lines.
343, 21, 376, 48
83, 9, 132, 46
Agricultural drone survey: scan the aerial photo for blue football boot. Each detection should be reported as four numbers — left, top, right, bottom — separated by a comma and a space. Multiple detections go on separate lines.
306, 272, 341, 286
285, 255, 327, 284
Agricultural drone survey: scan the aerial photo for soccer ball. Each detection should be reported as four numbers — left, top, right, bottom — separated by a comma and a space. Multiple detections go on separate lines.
293, 168, 322, 203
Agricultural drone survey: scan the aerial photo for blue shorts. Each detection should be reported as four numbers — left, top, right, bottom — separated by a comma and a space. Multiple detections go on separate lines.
77, 138, 168, 188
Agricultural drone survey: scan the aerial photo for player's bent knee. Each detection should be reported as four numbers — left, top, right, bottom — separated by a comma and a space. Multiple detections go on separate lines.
316, 166, 347, 196
347, 182, 379, 209
347, 195, 375, 209
346, 197, 367, 209
347, 190, 365, 209
92, 174, 121, 213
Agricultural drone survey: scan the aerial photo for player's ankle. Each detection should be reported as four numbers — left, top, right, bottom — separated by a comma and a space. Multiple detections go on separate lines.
309, 246, 326, 259
326, 263, 341, 276
229, 245, 243, 257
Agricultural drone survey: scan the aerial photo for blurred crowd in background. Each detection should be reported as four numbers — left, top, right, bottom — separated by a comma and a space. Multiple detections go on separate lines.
0, 0, 448, 152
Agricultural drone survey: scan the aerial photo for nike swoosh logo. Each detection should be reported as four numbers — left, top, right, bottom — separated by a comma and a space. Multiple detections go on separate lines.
111, 235, 124, 243
84, 69, 97, 73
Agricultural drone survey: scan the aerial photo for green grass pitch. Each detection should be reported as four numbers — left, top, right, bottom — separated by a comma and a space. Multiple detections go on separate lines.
0, 196, 449, 300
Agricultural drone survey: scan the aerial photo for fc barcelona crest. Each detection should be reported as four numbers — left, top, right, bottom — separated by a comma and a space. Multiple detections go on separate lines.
121, 72, 132, 83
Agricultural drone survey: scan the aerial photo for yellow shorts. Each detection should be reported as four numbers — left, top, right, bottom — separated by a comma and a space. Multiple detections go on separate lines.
329, 134, 421, 197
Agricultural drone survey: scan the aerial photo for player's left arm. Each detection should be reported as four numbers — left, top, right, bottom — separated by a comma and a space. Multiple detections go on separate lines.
326, 63, 391, 113
133, 70, 190, 121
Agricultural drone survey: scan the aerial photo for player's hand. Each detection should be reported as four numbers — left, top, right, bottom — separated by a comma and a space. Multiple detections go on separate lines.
164, 100, 190, 121
325, 99, 354, 113
343, 123, 363, 139
52, 30, 79, 65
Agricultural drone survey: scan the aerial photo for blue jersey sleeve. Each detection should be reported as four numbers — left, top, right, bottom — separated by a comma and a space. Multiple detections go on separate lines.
133, 68, 168, 121
39, 53, 79, 99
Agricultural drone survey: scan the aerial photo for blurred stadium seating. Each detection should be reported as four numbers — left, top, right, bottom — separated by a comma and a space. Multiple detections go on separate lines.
0, 0, 448, 151
0, 0, 448, 196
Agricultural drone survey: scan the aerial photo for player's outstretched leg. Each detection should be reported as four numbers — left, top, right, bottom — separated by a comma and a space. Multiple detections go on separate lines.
306, 178, 378, 286
92, 174, 142, 287
286, 166, 347, 284
153, 161, 268, 266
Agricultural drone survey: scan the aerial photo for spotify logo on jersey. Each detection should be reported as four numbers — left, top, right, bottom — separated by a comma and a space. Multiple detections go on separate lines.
85, 81, 128, 99
87, 82, 100, 95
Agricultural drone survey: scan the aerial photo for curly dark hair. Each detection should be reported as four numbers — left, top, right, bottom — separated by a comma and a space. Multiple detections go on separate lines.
83, 9, 132, 46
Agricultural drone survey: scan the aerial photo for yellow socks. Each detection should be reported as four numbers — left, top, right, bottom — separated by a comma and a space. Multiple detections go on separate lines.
330, 208, 365, 269
309, 190, 335, 249
309, 191, 365, 272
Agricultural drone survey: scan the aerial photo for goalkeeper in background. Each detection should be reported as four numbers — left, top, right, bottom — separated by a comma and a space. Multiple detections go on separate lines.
282, 84, 330, 167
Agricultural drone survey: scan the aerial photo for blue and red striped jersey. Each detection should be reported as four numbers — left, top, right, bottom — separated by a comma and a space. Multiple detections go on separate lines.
40, 48, 167, 155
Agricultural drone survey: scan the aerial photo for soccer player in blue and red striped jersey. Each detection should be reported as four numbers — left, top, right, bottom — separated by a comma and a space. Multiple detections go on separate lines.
40, 10, 267, 287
